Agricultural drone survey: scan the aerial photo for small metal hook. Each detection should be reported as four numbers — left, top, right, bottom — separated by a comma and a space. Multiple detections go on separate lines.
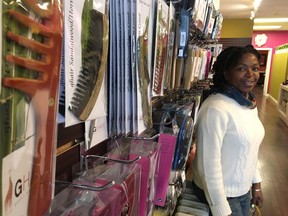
85, 154, 141, 164
55, 180, 115, 191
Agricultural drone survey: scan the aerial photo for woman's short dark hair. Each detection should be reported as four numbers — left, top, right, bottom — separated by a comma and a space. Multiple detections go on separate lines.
211, 45, 261, 90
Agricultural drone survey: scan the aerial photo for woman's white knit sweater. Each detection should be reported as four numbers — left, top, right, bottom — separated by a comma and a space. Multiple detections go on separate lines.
192, 93, 265, 216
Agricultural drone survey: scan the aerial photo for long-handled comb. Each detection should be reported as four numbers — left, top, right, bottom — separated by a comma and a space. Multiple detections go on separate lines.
1, 2, 31, 213
152, 8, 168, 96
2, 0, 63, 215
153, 33, 168, 95
68, 0, 109, 121
137, 17, 153, 128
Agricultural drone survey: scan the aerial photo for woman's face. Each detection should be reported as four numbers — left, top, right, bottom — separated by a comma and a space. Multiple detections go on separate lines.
224, 53, 260, 96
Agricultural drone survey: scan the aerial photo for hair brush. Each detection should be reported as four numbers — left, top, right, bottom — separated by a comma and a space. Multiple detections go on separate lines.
68, 0, 109, 121
2, 0, 63, 215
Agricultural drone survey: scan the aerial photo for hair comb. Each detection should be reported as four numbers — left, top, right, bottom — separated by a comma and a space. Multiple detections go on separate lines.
137, 17, 153, 128
68, 0, 109, 121
152, 8, 168, 96
1, 3, 31, 214
3, 0, 63, 215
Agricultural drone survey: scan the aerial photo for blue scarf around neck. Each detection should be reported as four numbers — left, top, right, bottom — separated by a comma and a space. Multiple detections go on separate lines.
210, 86, 257, 109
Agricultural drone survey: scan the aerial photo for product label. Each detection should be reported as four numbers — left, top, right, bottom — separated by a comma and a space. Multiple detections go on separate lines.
2, 141, 34, 216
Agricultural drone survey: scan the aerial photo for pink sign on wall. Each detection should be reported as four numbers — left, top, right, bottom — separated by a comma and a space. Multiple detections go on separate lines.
252, 31, 288, 52
252, 31, 288, 93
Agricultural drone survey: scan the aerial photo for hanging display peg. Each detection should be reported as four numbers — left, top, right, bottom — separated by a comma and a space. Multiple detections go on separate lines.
125, 133, 160, 140
84, 154, 141, 170
55, 179, 115, 192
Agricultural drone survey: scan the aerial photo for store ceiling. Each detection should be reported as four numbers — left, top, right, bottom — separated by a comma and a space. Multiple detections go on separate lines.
219, 0, 288, 31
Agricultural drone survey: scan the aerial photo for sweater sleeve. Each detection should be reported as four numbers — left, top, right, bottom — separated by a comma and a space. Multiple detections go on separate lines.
253, 160, 262, 183
196, 106, 232, 216
253, 107, 263, 184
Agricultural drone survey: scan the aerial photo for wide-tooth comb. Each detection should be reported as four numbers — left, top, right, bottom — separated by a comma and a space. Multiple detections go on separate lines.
3, 1, 63, 215
69, 6, 109, 121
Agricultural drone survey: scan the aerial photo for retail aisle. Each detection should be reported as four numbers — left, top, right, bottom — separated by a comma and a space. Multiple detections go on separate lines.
254, 85, 288, 216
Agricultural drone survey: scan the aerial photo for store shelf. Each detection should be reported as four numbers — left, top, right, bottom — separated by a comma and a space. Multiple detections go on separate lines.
278, 84, 288, 126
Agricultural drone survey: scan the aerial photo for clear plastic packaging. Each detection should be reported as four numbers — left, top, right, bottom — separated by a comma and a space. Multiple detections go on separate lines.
45, 185, 121, 216
76, 161, 141, 216
172, 114, 194, 171
1, 0, 63, 215
103, 136, 160, 216
154, 133, 177, 207
130, 138, 160, 216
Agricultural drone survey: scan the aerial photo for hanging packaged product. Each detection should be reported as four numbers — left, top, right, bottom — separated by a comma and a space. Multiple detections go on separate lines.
135, 0, 154, 133
46, 184, 122, 215
97, 136, 161, 215
130, 0, 138, 135
123, 0, 133, 135
63, 0, 109, 127
151, 0, 169, 97
75, 160, 142, 216
177, 8, 190, 58
115, 0, 125, 134
129, 138, 160, 216
47, 157, 141, 216
163, 2, 176, 91
154, 133, 177, 207
211, 10, 223, 40
0, 0, 63, 215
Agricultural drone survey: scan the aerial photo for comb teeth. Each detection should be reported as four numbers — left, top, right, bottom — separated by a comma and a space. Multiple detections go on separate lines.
69, 75, 94, 116
153, 48, 162, 93
2, 1, 63, 215
59, 93, 65, 105
153, 34, 167, 95
58, 87, 66, 116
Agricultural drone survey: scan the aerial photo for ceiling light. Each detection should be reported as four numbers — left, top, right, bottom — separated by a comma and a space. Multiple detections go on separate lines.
250, 10, 255, 20
254, 18, 288, 23
253, 25, 282, 30
254, 0, 262, 10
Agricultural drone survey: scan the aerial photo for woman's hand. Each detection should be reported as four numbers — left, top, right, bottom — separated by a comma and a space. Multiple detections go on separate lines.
251, 189, 264, 208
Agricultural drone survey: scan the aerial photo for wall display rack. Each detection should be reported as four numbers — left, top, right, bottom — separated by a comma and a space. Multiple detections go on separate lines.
0, 0, 223, 215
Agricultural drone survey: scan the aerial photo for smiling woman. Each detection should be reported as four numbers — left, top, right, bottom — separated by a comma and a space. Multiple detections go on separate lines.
192, 45, 265, 216
211, 45, 261, 96
224, 52, 260, 97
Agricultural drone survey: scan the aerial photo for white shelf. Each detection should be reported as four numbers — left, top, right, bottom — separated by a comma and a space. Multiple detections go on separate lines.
278, 84, 288, 126
281, 84, 288, 91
